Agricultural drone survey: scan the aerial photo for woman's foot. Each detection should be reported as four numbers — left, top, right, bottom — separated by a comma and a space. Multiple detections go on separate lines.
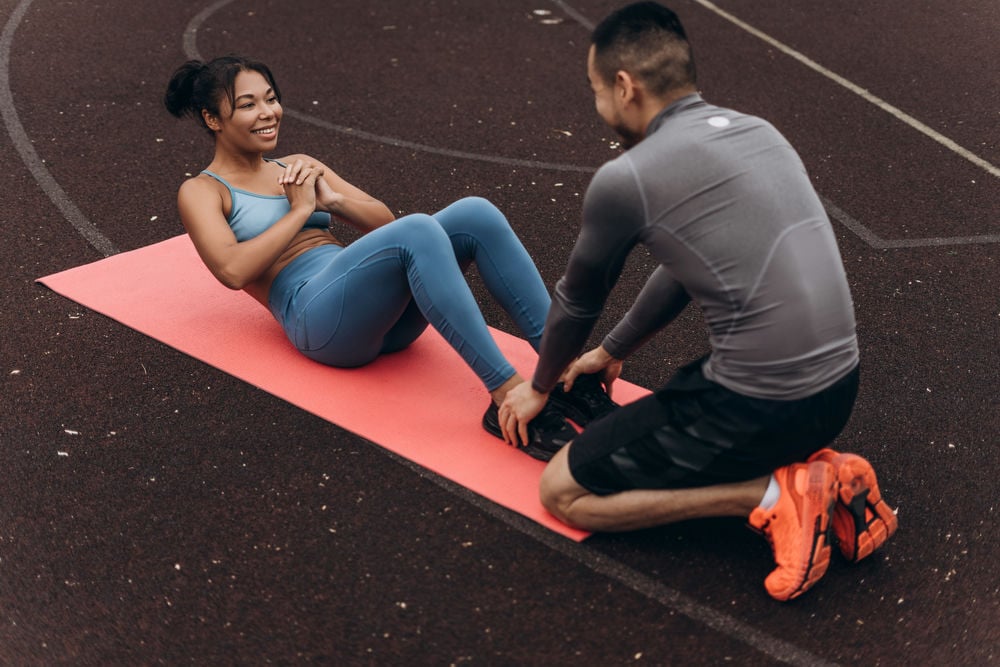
482, 401, 577, 462
549, 372, 620, 426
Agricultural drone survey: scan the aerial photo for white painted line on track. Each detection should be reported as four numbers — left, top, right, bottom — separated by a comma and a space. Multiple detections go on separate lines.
821, 196, 1000, 248
184, 0, 592, 174
554, 0, 1000, 247
382, 446, 841, 667
692, 0, 1000, 181
1, 0, 119, 257
283, 108, 595, 173
181, 5, 845, 664
549, 0, 596, 30
186, 0, 1000, 247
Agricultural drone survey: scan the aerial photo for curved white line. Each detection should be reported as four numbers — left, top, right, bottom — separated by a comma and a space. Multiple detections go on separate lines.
183, 0, 593, 174
181, 5, 842, 662
283, 108, 594, 173
1, 0, 118, 256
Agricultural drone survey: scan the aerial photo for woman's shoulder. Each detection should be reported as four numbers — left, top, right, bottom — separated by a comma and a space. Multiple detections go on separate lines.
178, 171, 223, 195
177, 172, 228, 212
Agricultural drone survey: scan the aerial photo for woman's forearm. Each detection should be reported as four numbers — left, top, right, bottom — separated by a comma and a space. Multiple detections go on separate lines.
322, 193, 395, 233
215, 205, 314, 289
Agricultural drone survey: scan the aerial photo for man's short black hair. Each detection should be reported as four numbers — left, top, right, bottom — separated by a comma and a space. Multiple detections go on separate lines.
591, 2, 696, 96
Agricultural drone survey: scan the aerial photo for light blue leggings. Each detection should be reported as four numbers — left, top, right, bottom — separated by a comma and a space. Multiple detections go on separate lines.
268, 197, 550, 391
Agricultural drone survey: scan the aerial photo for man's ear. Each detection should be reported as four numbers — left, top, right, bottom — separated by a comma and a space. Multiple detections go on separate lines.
615, 69, 639, 107
201, 108, 221, 132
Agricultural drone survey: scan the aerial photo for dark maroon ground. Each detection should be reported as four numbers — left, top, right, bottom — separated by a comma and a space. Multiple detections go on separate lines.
2, 0, 998, 664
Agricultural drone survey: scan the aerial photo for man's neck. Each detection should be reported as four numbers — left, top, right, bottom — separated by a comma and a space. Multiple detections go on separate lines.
639, 85, 699, 134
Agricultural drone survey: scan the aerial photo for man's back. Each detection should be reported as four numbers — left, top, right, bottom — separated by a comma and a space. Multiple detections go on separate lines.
554, 94, 859, 399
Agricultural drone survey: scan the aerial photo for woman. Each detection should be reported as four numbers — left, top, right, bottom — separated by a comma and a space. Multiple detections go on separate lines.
163, 55, 579, 460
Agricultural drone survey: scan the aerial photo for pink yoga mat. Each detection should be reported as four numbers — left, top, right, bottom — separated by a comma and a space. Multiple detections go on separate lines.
38, 235, 651, 540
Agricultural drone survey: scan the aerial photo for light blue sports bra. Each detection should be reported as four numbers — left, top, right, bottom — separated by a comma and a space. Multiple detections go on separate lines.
201, 161, 332, 242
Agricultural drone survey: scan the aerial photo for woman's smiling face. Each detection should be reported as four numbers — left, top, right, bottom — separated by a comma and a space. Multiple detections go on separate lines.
213, 69, 283, 148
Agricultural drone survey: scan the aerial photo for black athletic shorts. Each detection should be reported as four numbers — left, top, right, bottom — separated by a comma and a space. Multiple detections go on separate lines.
568, 357, 860, 496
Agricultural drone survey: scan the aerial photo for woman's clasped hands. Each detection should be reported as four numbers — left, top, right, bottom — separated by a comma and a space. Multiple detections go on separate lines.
278, 157, 344, 214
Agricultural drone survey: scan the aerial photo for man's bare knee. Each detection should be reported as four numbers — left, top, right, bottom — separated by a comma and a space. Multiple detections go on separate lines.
539, 447, 590, 527
539, 476, 571, 521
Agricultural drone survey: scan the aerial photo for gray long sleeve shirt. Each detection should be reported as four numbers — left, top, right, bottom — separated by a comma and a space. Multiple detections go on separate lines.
533, 94, 859, 400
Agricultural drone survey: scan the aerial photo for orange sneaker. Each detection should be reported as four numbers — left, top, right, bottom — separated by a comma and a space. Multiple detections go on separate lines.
749, 461, 837, 601
808, 448, 898, 563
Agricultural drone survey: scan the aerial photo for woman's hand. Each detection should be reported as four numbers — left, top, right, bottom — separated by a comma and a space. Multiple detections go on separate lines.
278, 159, 322, 213
278, 153, 395, 233
314, 175, 345, 213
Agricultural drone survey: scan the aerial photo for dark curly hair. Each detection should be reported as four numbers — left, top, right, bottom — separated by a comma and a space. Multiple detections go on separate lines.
164, 55, 281, 136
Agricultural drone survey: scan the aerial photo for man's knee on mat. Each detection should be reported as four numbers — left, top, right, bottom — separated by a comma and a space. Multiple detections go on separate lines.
539, 446, 593, 527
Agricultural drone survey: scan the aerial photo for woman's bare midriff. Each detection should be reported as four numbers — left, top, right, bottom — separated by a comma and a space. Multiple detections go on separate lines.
244, 228, 343, 306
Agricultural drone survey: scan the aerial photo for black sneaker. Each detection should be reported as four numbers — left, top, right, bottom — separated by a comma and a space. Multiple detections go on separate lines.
548, 372, 620, 426
482, 401, 577, 462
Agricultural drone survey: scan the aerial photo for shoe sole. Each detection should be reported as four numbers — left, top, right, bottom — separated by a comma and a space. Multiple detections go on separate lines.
783, 462, 836, 600
811, 449, 898, 562
482, 407, 503, 439
756, 462, 837, 601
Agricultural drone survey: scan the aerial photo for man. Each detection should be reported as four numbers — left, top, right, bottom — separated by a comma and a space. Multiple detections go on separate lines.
500, 1, 897, 601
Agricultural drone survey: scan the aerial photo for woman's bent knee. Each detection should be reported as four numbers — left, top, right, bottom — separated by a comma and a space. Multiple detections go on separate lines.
450, 196, 499, 215
388, 213, 454, 256
393, 213, 443, 236
436, 197, 509, 235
